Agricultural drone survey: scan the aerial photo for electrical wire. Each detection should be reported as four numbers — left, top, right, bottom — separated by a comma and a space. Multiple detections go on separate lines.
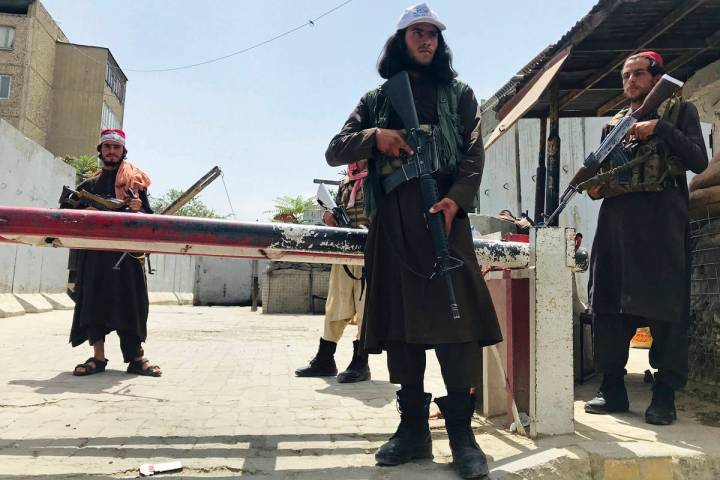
64, 0, 352, 75
220, 170, 237, 219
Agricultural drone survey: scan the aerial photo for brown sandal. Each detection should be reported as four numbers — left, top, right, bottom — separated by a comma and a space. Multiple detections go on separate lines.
73, 357, 108, 376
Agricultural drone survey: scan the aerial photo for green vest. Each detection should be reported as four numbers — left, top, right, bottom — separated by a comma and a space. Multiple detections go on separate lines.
363, 79, 469, 214
577, 97, 685, 199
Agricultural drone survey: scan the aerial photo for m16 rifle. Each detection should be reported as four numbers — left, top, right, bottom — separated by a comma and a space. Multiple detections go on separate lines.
543, 74, 684, 226
316, 183, 351, 227
382, 70, 463, 321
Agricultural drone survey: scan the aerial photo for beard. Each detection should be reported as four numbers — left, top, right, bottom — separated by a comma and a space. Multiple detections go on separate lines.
99, 155, 122, 168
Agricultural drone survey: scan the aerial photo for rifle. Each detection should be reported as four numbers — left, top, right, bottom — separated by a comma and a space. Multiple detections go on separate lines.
59, 186, 134, 211
113, 166, 223, 270
543, 74, 684, 226
316, 183, 351, 228
382, 70, 462, 321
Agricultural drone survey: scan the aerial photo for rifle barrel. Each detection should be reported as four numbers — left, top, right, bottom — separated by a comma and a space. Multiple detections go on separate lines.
162, 166, 222, 215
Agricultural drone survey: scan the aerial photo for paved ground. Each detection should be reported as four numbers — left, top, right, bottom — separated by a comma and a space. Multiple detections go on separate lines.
0, 306, 719, 479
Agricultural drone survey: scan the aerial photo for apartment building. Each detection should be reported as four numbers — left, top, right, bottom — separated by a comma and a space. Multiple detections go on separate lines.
0, 0, 126, 157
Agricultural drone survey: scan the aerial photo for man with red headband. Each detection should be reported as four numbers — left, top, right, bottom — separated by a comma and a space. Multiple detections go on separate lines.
65, 129, 162, 377
295, 159, 371, 383
584, 52, 707, 425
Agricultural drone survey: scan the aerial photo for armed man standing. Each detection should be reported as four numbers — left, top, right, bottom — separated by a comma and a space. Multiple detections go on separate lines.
326, 4, 501, 479
295, 160, 371, 383
584, 52, 707, 425
64, 129, 162, 378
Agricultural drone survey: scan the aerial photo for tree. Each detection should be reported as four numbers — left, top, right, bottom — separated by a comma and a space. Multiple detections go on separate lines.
150, 188, 225, 218
62, 155, 100, 184
267, 195, 317, 223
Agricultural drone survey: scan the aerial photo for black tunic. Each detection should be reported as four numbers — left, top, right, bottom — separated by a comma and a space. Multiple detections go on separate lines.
326, 74, 502, 353
589, 101, 708, 324
68, 168, 153, 346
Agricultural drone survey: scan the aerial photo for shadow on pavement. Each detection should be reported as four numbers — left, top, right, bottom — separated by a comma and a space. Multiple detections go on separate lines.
314, 378, 398, 408
8, 370, 157, 398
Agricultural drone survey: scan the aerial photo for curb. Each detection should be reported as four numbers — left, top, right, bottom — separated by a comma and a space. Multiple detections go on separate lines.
0, 293, 25, 318
13, 293, 53, 313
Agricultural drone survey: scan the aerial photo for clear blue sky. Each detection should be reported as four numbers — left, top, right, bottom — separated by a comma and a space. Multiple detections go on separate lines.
42, 0, 597, 220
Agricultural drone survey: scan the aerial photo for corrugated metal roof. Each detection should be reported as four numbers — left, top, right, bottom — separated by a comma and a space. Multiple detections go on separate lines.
485, 0, 720, 119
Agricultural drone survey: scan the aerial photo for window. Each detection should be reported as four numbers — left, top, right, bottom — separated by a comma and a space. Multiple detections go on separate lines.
0, 75, 10, 99
0, 26, 15, 49
101, 102, 121, 130
105, 54, 126, 104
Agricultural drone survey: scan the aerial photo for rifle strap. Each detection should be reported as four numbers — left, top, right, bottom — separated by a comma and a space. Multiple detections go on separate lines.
342, 265, 366, 301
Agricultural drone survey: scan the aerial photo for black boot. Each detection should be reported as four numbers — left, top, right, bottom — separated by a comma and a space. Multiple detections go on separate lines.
294, 338, 337, 377
645, 380, 677, 425
375, 390, 433, 466
435, 394, 489, 479
584, 373, 629, 414
337, 340, 371, 383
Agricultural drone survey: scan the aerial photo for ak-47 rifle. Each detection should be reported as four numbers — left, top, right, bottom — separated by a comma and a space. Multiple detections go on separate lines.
59, 186, 134, 211
544, 74, 684, 225
382, 70, 462, 321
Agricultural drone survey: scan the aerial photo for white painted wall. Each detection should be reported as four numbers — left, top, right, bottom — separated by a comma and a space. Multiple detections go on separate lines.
193, 257, 268, 305
146, 253, 196, 296
0, 119, 75, 294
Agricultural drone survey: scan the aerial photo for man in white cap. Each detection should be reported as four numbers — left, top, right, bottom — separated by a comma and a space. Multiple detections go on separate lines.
326, 4, 499, 479
65, 129, 162, 378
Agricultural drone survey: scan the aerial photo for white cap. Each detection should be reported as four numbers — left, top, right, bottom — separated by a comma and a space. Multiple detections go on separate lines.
396, 3, 446, 31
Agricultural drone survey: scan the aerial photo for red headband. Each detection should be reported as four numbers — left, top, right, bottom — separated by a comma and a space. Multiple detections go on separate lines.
637, 51, 664, 67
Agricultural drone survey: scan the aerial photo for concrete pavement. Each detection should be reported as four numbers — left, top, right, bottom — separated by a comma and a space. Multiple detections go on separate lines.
0, 306, 719, 479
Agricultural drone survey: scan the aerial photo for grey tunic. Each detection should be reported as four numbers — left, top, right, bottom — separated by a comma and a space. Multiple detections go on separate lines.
326, 74, 502, 353
589, 101, 708, 324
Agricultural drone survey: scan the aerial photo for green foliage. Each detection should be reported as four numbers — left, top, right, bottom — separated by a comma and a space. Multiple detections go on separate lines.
267, 195, 317, 223
150, 188, 225, 218
62, 155, 100, 184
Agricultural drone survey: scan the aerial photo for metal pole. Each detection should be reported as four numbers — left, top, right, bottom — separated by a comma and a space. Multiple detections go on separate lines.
250, 260, 259, 312
544, 83, 561, 226
534, 117, 547, 222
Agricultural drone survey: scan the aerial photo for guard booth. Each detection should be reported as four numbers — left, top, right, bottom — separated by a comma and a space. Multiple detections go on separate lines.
475, 0, 719, 436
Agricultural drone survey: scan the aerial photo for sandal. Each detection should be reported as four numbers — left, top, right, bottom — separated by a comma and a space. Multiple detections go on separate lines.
127, 358, 162, 377
73, 357, 108, 376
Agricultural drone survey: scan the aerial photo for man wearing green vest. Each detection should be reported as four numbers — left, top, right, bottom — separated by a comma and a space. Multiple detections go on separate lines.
584, 52, 708, 425
326, 4, 500, 479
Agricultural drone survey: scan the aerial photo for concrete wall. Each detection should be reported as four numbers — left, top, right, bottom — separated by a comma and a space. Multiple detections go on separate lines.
0, 119, 74, 294
145, 253, 196, 304
194, 257, 268, 306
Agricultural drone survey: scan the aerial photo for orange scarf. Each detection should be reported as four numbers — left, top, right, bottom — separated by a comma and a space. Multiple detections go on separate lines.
95, 160, 151, 199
